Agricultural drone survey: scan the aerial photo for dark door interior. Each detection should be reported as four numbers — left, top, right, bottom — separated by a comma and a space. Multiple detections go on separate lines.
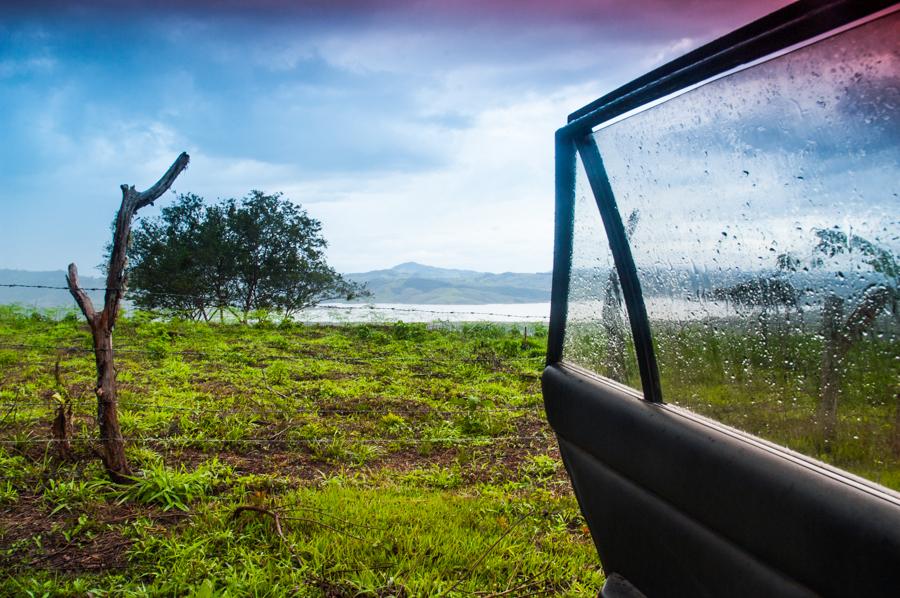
542, 1, 900, 596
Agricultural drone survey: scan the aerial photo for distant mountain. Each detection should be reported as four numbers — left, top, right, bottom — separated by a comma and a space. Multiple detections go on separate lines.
345, 263, 552, 304
2, 263, 875, 309
0, 264, 552, 308
0, 269, 106, 310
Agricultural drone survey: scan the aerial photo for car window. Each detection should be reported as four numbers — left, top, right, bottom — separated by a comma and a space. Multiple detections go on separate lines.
562, 158, 642, 389
590, 12, 899, 490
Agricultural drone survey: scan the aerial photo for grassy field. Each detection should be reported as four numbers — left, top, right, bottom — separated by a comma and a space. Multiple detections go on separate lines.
0, 307, 602, 596
4, 304, 896, 596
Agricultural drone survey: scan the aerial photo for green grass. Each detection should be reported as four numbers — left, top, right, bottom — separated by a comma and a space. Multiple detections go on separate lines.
3, 301, 895, 595
0, 307, 598, 596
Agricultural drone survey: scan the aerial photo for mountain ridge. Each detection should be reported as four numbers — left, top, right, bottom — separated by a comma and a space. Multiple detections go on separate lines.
0, 264, 552, 307
0, 269, 107, 309
345, 262, 552, 304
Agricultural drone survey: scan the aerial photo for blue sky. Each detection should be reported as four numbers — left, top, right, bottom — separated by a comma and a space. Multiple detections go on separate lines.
0, 0, 789, 275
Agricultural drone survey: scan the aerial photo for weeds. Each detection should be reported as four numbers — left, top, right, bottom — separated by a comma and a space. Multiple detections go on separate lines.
0, 480, 18, 505
0, 311, 597, 596
43, 479, 112, 515
117, 458, 232, 511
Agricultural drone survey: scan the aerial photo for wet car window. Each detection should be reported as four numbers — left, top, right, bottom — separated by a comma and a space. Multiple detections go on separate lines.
591, 12, 900, 489
562, 158, 642, 389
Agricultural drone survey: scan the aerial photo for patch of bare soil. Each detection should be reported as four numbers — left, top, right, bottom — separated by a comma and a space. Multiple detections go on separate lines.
0, 496, 184, 575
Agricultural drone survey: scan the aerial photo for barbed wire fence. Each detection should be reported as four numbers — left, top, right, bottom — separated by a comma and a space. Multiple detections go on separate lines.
0, 283, 551, 323
0, 280, 554, 455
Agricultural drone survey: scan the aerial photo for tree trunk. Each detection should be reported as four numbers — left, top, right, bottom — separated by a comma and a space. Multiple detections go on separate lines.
818, 295, 843, 454
91, 327, 130, 481
66, 152, 190, 483
892, 387, 900, 458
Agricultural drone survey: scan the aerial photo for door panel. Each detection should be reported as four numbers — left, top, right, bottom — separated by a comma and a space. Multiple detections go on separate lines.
543, 363, 900, 595
557, 439, 814, 598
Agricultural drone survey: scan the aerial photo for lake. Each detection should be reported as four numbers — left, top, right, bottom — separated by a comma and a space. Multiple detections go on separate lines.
299, 302, 551, 323
301, 297, 743, 324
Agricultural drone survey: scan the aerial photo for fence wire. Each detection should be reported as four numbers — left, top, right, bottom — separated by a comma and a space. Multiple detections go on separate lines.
0, 283, 550, 321
0, 342, 545, 363
0, 435, 549, 446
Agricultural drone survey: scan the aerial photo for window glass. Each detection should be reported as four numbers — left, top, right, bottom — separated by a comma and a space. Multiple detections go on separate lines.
592, 13, 900, 489
562, 158, 641, 389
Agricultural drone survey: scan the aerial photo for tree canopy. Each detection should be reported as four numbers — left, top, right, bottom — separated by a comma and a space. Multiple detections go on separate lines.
127, 191, 367, 320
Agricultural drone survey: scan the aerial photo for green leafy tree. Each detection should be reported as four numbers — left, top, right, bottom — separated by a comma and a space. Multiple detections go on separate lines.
128, 194, 231, 320
806, 228, 898, 452
778, 227, 898, 453
128, 191, 367, 321
226, 191, 361, 320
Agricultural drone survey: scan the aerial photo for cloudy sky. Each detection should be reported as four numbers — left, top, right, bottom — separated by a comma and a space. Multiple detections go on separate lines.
0, 0, 791, 275
594, 9, 899, 277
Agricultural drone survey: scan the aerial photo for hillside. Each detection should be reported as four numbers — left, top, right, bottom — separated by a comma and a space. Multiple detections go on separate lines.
3, 263, 869, 309
0, 269, 106, 310
345, 262, 552, 304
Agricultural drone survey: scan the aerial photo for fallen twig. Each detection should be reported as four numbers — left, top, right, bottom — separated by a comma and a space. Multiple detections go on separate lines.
480, 577, 547, 597
260, 367, 290, 401
232, 504, 367, 544
232, 505, 286, 541
278, 499, 388, 532
269, 423, 304, 440
480, 562, 551, 597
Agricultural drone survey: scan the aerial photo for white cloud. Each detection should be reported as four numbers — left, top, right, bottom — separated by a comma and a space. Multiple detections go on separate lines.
305, 83, 600, 273
4, 2, 808, 278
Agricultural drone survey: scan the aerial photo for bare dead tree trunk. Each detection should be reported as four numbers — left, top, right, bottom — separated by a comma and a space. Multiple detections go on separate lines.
66, 152, 190, 483
818, 286, 891, 455
818, 295, 843, 454
892, 387, 900, 458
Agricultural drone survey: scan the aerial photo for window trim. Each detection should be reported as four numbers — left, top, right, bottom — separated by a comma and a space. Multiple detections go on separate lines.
564, 0, 896, 135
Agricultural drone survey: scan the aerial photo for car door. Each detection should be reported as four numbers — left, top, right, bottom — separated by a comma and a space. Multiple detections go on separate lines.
542, 1, 900, 596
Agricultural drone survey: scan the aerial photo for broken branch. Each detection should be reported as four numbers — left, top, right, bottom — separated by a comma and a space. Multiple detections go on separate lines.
65, 263, 96, 322
132, 151, 191, 209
